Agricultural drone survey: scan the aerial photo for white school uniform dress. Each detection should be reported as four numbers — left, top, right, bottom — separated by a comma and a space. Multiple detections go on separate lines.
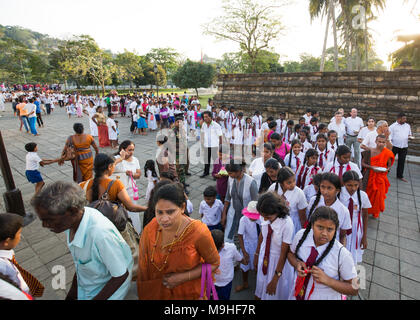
248, 157, 266, 176
225, 112, 236, 139
231, 118, 245, 145
295, 165, 322, 190
214, 242, 243, 288
199, 199, 224, 228
303, 114, 312, 126
255, 216, 295, 300
252, 115, 263, 138
283, 127, 293, 144
107, 118, 117, 140
290, 132, 299, 142
218, 110, 226, 131
0, 249, 30, 294
301, 140, 313, 154
268, 184, 308, 236
276, 119, 287, 135
238, 216, 261, 272
243, 125, 254, 146
86, 106, 98, 137
324, 160, 363, 180
303, 184, 317, 203
147, 105, 157, 130
289, 229, 357, 300
307, 196, 352, 240
284, 152, 305, 173
309, 125, 319, 141
339, 187, 372, 264
145, 170, 158, 202
327, 141, 339, 153
315, 147, 335, 170
188, 110, 196, 130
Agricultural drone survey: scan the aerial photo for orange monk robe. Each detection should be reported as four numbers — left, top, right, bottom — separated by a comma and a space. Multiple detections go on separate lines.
366, 148, 395, 218
137, 218, 220, 300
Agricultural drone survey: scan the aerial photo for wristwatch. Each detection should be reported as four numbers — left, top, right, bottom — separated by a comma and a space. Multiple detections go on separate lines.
275, 270, 282, 277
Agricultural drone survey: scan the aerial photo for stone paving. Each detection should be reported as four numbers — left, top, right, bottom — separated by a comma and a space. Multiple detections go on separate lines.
1, 104, 420, 300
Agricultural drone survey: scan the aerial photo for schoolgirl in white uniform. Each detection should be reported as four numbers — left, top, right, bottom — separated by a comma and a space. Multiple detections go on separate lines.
327, 130, 340, 153
252, 112, 263, 139
287, 206, 358, 300
147, 104, 157, 131
231, 113, 245, 146
295, 149, 322, 191
284, 140, 305, 173
339, 171, 371, 264
218, 107, 227, 132
315, 134, 335, 170
306, 173, 352, 245
225, 108, 236, 140
268, 167, 308, 236
243, 117, 255, 157
254, 192, 295, 300
324, 145, 362, 180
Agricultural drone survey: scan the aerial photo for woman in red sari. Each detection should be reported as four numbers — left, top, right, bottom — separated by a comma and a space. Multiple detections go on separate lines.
362, 135, 395, 219
92, 106, 110, 148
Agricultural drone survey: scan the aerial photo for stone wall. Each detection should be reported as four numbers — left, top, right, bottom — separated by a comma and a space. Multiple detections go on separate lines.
213, 71, 420, 155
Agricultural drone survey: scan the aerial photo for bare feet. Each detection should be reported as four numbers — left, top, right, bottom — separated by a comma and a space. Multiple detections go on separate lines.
398, 178, 408, 183
235, 284, 249, 292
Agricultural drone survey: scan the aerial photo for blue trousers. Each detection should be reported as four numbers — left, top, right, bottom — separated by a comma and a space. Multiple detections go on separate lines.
21, 116, 29, 132
28, 116, 38, 135
215, 281, 232, 301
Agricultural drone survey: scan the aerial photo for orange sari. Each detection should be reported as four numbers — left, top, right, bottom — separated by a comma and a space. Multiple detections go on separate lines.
137, 218, 220, 300
71, 134, 95, 183
366, 148, 395, 218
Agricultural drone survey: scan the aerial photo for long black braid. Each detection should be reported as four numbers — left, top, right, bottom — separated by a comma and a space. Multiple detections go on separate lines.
295, 206, 340, 266
288, 139, 302, 168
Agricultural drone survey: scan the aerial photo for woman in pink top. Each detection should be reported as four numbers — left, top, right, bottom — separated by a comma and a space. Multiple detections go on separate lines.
270, 132, 290, 161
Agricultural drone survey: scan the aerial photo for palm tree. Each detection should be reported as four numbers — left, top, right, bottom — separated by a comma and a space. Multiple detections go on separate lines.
309, 0, 339, 71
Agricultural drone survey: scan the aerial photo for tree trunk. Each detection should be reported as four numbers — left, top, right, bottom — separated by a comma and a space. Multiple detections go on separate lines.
356, 42, 361, 71
331, 1, 339, 71
346, 22, 352, 71
364, 10, 369, 71
101, 81, 105, 97
320, 3, 332, 72
195, 88, 199, 99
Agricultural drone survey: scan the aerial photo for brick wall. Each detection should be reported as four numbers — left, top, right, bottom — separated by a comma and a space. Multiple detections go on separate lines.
213, 71, 420, 155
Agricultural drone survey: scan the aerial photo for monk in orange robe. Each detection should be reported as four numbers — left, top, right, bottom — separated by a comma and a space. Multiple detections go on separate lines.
362, 135, 395, 219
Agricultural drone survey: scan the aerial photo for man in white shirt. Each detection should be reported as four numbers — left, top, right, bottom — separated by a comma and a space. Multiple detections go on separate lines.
276, 112, 287, 135
344, 108, 364, 168
390, 113, 413, 182
361, 120, 392, 151
200, 111, 223, 178
23, 98, 38, 136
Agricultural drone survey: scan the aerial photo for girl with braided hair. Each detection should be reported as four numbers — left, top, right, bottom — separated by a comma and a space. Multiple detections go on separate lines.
287, 206, 358, 300
339, 171, 372, 264
283, 140, 304, 173
324, 145, 362, 183
253, 192, 294, 300
306, 173, 352, 246
295, 149, 322, 190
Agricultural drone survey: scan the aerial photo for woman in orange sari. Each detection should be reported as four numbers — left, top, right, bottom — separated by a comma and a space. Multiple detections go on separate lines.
362, 135, 395, 219
137, 183, 220, 300
59, 123, 99, 183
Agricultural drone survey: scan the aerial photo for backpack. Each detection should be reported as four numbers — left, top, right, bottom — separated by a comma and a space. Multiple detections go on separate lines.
83, 179, 129, 232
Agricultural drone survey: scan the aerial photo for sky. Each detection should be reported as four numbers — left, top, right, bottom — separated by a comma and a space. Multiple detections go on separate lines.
0, 0, 419, 70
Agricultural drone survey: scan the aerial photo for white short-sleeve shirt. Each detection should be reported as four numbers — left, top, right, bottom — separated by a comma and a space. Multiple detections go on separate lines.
324, 161, 363, 180
199, 199, 224, 227
268, 185, 308, 216
248, 157, 266, 176
290, 229, 357, 300
26, 152, 42, 171
214, 242, 243, 287
238, 216, 261, 246
307, 197, 352, 239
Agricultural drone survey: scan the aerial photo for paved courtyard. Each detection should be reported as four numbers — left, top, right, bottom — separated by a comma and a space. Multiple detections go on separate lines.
1, 104, 420, 300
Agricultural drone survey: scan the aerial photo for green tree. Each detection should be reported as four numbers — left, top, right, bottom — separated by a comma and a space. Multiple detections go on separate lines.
114, 50, 143, 88
146, 47, 180, 79
203, 0, 287, 73
392, 33, 420, 70
134, 56, 166, 89
172, 60, 216, 97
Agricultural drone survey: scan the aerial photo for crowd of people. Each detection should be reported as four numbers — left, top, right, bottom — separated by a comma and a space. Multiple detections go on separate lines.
0, 88, 416, 301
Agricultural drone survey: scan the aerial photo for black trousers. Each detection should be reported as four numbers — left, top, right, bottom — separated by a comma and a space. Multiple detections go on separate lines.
204, 147, 219, 175
36, 113, 44, 127
46, 104, 51, 114
392, 146, 408, 179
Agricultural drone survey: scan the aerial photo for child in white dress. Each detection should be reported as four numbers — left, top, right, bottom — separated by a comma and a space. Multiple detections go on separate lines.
254, 192, 295, 300
144, 160, 158, 202
107, 113, 118, 148
339, 171, 371, 264
295, 149, 322, 190
287, 206, 358, 300
284, 140, 305, 173
236, 201, 261, 293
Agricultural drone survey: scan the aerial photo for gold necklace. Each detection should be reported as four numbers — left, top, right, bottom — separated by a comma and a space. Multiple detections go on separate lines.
150, 218, 184, 272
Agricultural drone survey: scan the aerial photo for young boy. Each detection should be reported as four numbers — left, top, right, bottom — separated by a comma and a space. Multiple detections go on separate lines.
236, 201, 261, 293
199, 186, 224, 231
25, 143, 59, 194
211, 229, 245, 301
0, 213, 44, 298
